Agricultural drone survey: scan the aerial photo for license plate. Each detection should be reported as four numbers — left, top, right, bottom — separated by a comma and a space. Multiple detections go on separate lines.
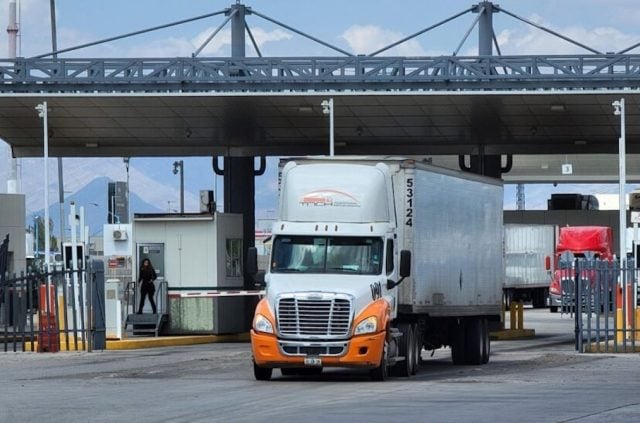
304, 357, 322, 366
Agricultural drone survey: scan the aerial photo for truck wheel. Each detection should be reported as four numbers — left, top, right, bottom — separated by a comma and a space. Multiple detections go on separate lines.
481, 318, 490, 364
464, 318, 483, 365
411, 323, 421, 375
370, 341, 389, 381
392, 323, 414, 377
253, 361, 272, 381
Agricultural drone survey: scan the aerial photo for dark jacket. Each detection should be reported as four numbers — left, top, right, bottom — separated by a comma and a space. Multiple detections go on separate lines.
139, 266, 157, 287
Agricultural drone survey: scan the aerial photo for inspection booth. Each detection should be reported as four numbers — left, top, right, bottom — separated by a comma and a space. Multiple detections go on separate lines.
132, 212, 245, 335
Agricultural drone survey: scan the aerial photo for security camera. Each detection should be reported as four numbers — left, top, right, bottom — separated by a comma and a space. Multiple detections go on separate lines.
321, 99, 332, 115
612, 100, 622, 115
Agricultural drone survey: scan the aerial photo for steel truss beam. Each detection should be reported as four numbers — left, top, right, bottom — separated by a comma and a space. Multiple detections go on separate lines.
2, 54, 640, 92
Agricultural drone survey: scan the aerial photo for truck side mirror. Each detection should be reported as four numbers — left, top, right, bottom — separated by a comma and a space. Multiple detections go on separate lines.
544, 256, 551, 271
399, 250, 411, 278
246, 247, 258, 276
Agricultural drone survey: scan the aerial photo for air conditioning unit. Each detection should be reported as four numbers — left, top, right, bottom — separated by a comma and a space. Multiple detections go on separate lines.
112, 229, 128, 241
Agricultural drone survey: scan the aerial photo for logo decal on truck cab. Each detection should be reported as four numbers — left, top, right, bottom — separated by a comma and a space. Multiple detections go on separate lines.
300, 189, 360, 207
370, 281, 382, 300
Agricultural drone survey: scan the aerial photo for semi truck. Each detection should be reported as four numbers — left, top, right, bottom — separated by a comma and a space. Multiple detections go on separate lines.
504, 224, 557, 309
548, 226, 614, 313
250, 157, 504, 381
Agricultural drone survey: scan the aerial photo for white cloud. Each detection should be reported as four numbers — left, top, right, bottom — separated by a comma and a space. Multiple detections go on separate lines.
341, 25, 435, 56
494, 14, 639, 55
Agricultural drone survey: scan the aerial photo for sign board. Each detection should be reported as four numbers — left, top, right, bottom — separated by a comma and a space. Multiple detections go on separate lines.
561, 164, 573, 175
631, 211, 640, 224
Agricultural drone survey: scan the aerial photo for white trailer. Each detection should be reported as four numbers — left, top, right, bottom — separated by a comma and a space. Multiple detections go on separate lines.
504, 224, 557, 308
251, 157, 503, 380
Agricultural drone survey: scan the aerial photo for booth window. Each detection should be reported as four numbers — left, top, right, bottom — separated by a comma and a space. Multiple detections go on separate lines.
226, 239, 243, 277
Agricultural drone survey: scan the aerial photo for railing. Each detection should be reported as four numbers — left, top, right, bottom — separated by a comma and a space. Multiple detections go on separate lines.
2, 54, 640, 92
559, 258, 639, 353
0, 263, 105, 353
124, 279, 168, 315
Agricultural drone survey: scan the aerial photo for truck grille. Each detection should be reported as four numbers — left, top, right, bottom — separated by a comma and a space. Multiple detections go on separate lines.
277, 296, 352, 338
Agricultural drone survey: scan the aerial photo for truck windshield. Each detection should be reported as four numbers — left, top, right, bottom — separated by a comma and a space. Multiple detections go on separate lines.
271, 236, 383, 275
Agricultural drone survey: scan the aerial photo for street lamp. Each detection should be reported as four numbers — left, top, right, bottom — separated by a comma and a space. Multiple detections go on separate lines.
36, 101, 50, 274
123, 157, 130, 223
173, 160, 184, 214
612, 99, 626, 269
321, 98, 334, 156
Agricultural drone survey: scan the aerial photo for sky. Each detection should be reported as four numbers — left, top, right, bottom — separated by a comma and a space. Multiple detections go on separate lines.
2, 0, 640, 217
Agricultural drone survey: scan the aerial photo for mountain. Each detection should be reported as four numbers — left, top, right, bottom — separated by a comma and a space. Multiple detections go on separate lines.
1, 140, 280, 226
28, 176, 162, 237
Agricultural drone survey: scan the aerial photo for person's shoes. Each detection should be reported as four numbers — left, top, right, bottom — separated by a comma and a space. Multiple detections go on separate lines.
136, 312, 142, 315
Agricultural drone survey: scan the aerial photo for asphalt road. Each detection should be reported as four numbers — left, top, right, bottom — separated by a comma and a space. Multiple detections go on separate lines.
1, 309, 639, 423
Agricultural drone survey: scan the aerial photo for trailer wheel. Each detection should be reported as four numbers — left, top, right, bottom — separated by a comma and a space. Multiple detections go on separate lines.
411, 323, 421, 375
392, 323, 414, 377
253, 361, 273, 381
481, 318, 490, 364
370, 340, 389, 381
464, 318, 483, 365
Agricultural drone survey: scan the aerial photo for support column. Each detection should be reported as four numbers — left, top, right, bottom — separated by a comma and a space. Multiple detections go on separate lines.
223, 156, 255, 287
463, 3, 506, 179
222, 3, 258, 290
476, 1, 495, 56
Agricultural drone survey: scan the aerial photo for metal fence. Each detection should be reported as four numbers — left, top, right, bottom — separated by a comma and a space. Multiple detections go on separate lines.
0, 259, 105, 353
558, 257, 639, 353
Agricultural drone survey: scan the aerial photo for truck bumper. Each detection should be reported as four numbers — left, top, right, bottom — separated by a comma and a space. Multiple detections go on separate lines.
251, 330, 385, 369
548, 293, 562, 308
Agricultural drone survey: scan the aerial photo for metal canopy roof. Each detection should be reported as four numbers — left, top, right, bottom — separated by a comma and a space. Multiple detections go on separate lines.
1, 56, 640, 182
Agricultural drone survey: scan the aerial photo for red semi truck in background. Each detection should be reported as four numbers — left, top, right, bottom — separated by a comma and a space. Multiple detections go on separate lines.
548, 226, 614, 313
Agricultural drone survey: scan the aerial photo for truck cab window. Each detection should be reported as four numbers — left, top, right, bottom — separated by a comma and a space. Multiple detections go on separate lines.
271, 236, 383, 275
385, 239, 394, 275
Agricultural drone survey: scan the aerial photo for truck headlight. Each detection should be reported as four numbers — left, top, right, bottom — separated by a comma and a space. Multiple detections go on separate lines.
254, 314, 274, 334
354, 316, 377, 335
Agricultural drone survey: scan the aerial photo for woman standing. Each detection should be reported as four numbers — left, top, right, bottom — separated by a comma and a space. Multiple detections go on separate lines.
137, 258, 157, 314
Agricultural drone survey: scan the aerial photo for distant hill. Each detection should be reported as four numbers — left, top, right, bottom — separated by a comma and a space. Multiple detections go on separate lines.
28, 176, 162, 236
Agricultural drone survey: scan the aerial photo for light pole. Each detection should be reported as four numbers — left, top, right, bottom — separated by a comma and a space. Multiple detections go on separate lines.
612, 98, 631, 338
123, 157, 130, 223
612, 99, 626, 269
34, 216, 39, 259
36, 102, 50, 274
173, 160, 184, 213
321, 98, 334, 156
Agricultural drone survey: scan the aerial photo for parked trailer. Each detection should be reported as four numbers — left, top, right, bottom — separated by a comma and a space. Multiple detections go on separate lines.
250, 157, 504, 380
504, 224, 557, 309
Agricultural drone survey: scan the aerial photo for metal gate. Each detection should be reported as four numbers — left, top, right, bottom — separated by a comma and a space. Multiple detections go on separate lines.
0, 259, 106, 353
558, 257, 639, 353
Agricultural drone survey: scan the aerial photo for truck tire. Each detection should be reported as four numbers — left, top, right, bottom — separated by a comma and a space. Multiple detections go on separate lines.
253, 361, 273, 381
370, 340, 389, 381
392, 323, 414, 377
411, 323, 421, 375
451, 320, 466, 365
481, 318, 490, 364
464, 318, 483, 365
